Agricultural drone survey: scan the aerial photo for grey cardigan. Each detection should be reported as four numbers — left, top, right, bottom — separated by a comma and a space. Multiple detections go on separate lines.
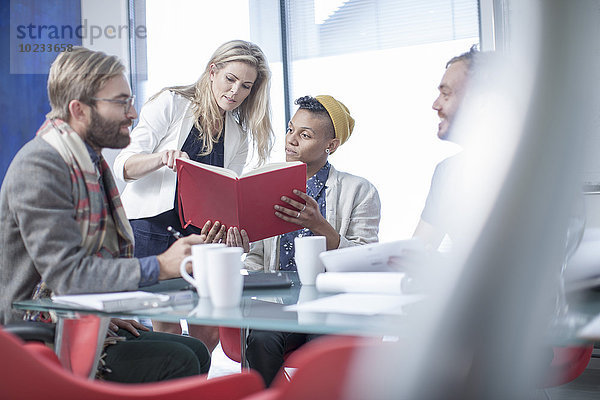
244, 165, 381, 272
0, 138, 140, 324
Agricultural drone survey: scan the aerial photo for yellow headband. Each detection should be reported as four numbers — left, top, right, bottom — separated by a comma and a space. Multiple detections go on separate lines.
315, 95, 355, 145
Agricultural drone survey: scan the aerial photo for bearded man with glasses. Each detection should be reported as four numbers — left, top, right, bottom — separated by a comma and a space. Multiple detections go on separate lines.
0, 47, 211, 383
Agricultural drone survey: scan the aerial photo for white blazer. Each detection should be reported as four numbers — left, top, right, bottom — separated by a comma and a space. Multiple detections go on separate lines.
244, 165, 381, 272
114, 90, 249, 219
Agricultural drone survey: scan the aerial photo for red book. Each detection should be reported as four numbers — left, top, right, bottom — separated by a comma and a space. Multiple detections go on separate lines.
176, 159, 307, 242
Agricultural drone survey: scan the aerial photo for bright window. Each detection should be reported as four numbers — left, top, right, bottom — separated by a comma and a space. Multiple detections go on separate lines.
143, 0, 480, 241
282, 0, 480, 240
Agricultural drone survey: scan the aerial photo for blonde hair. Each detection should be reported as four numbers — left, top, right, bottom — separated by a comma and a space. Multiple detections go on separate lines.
47, 47, 125, 121
153, 40, 274, 164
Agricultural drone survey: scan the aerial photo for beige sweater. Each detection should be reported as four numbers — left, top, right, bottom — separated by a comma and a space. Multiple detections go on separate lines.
244, 165, 381, 272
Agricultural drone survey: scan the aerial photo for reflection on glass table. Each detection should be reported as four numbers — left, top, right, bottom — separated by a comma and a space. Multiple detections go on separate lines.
13, 271, 600, 369
12, 272, 418, 369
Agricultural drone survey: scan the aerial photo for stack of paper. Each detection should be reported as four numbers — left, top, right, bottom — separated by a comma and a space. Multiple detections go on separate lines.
285, 293, 425, 316
315, 272, 405, 294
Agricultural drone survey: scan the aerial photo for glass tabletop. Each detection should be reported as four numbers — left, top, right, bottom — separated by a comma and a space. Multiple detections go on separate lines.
12, 273, 413, 337
13, 273, 600, 341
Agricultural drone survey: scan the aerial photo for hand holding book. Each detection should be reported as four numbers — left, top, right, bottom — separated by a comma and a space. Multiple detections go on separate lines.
226, 226, 250, 252
275, 189, 341, 250
199, 220, 227, 244
275, 189, 323, 230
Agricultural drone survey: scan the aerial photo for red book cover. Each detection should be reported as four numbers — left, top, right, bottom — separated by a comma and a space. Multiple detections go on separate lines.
176, 159, 307, 242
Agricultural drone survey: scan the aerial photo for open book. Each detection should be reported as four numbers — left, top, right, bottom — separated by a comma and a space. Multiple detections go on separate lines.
176, 159, 307, 242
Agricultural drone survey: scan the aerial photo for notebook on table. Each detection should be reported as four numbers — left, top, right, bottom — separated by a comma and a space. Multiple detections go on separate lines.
243, 272, 293, 289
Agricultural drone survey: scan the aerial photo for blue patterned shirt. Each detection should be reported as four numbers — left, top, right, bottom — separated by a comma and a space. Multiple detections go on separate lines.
279, 162, 331, 271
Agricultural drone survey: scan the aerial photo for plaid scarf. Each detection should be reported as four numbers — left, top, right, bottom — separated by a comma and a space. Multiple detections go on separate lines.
26, 119, 134, 320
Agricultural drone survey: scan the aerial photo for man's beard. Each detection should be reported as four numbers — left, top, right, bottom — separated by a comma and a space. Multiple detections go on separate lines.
85, 108, 131, 150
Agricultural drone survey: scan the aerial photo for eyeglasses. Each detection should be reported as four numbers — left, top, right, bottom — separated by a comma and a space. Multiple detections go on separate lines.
90, 95, 135, 114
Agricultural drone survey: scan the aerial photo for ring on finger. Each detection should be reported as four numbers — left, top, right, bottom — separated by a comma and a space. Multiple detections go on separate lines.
301, 205, 306, 212
296, 211, 300, 218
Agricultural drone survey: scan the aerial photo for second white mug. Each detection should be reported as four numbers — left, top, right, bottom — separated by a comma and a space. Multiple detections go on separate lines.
206, 247, 244, 308
179, 243, 226, 297
294, 236, 326, 285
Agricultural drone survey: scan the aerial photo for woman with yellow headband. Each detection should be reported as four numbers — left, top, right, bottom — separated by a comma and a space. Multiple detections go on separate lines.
227, 95, 381, 387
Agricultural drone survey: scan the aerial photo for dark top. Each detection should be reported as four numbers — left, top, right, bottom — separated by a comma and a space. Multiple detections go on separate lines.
130, 123, 225, 258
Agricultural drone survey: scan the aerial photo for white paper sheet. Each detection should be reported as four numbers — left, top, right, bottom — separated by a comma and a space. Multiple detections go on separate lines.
315, 272, 405, 294
284, 293, 426, 316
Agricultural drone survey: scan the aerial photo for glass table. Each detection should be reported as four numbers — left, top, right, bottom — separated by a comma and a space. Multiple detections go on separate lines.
13, 274, 413, 336
12, 272, 415, 369
13, 272, 600, 369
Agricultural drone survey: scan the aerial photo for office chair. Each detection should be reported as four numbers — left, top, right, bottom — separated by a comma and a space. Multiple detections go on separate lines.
219, 326, 245, 362
219, 326, 296, 379
0, 325, 265, 400
241, 335, 387, 400
219, 326, 351, 380
5, 315, 105, 378
539, 345, 593, 388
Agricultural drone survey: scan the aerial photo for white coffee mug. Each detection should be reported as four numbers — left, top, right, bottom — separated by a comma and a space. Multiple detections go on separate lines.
179, 243, 226, 297
294, 236, 326, 285
206, 247, 244, 308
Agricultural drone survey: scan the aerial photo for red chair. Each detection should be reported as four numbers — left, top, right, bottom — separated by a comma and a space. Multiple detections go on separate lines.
0, 325, 265, 400
241, 335, 387, 400
539, 345, 593, 388
58, 314, 105, 378
6, 315, 106, 378
219, 327, 296, 379
219, 326, 245, 362
219, 326, 351, 380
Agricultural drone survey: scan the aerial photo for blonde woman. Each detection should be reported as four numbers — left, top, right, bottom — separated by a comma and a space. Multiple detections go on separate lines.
114, 40, 273, 350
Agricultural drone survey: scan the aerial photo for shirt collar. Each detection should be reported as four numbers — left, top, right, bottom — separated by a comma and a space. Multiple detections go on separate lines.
84, 142, 101, 170
85, 142, 99, 163
307, 161, 331, 198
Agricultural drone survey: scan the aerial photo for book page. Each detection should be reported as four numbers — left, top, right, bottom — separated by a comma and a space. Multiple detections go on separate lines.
240, 161, 304, 178
176, 158, 239, 179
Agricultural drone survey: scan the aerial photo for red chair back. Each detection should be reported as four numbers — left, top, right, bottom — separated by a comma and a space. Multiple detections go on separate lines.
220, 326, 242, 362
0, 326, 265, 400
242, 336, 386, 400
59, 314, 104, 378
540, 345, 593, 388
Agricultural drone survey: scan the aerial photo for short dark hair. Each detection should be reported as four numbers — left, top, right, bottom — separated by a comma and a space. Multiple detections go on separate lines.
445, 44, 480, 71
294, 96, 335, 138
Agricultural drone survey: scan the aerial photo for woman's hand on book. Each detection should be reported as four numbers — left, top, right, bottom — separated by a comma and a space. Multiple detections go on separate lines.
123, 150, 190, 180
276, 190, 340, 250
226, 227, 250, 253
161, 150, 189, 171
201, 220, 227, 243
275, 190, 324, 231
